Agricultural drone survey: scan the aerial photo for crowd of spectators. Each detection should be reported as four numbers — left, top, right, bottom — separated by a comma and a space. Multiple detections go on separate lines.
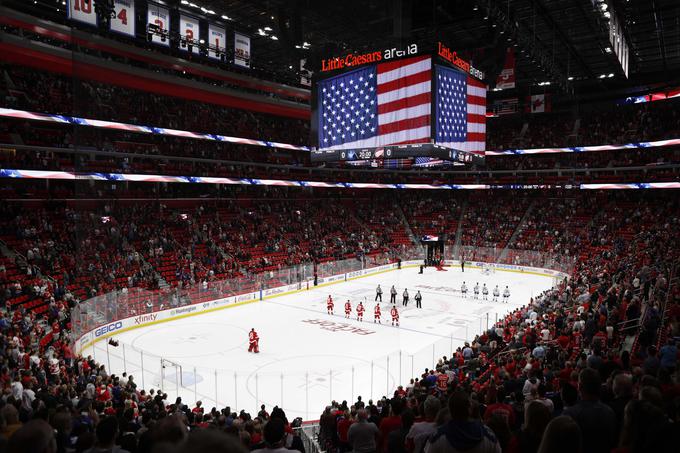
317, 193, 680, 453
1, 119, 678, 189
0, 190, 677, 453
487, 98, 680, 151
0, 65, 309, 147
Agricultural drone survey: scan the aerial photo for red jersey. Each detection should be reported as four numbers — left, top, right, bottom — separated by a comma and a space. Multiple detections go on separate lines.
356, 304, 365, 314
249, 331, 259, 344
327, 296, 333, 308
391, 307, 399, 319
344, 302, 351, 312
436, 374, 449, 392
374, 306, 381, 317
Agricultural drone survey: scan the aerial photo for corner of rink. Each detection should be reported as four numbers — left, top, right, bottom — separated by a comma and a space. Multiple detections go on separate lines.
83, 263, 557, 421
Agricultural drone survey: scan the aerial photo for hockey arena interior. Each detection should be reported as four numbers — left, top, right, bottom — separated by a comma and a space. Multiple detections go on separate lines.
0, 1, 679, 452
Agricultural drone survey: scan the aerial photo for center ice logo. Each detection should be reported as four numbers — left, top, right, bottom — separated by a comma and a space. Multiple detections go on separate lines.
302, 319, 376, 335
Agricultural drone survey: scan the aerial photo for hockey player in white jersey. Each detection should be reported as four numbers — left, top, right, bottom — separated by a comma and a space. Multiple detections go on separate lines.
461, 282, 468, 298
492, 285, 500, 302
473, 282, 480, 299
482, 283, 489, 300
503, 286, 510, 303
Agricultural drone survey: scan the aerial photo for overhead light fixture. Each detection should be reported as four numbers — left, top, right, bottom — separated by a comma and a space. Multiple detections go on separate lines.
257, 28, 267, 36
271, 35, 278, 40
603, 11, 611, 19
221, 15, 232, 20
567, 76, 574, 81
605, 47, 612, 53
181, 0, 188, 4
473, 5, 478, 11
264, 26, 273, 31
599, 74, 606, 79
608, 73, 614, 78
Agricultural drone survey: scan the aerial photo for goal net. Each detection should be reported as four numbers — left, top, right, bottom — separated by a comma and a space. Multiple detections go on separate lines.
157, 358, 183, 397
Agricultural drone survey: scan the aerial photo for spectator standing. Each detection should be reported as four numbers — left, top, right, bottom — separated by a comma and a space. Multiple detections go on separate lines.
659, 339, 677, 373
425, 391, 501, 453
563, 368, 617, 453
378, 398, 403, 452
406, 396, 441, 453
347, 409, 379, 453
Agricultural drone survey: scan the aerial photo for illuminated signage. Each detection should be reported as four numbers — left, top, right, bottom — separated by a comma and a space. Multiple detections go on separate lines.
321, 43, 419, 72
437, 42, 484, 80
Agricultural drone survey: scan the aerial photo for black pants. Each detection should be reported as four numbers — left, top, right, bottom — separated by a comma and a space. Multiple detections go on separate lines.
375, 293, 382, 301
390, 294, 396, 304
416, 299, 422, 308
461, 261, 464, 272
403, 297, 408, 306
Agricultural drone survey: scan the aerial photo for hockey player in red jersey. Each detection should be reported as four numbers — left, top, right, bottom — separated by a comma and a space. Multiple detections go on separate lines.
374, 304, 381, 323
327, 295, 334, 315
248, 328, 259, 353
391, 306, 400, 326
356, 302, 365, 321
344, 300, 352, 318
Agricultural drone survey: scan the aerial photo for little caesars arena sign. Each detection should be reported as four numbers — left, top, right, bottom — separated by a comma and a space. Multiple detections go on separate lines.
321, 43, 419, 72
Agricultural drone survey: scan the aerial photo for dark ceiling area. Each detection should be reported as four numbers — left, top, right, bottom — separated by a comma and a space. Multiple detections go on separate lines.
6, 0, 680, 99
205, 0, 680, 96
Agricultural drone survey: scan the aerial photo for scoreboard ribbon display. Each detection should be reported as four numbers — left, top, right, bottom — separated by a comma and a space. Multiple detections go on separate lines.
310, 143, 483, 165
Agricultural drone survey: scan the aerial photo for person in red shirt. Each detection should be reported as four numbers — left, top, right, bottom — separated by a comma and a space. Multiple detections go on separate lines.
192, 401, 204, 415
344, 300, 352, 318
356, 302, 365, 321
96, 384, 111, 402
374, 304, 381, 324
435, 372, 449, 395
327, 295, 334, 315
378, 398, 403, 453
483, 388, 516, 428
557, 330, 571, 349
336, 408, 354, 450
391, 306, 399, 326
248, 328, 259, 353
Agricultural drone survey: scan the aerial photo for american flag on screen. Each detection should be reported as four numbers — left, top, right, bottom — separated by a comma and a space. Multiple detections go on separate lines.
318, 55, 432, 149
434, 65, 486, 154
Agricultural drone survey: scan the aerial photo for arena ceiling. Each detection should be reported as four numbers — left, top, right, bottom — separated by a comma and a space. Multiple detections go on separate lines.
208, 0, 680, 92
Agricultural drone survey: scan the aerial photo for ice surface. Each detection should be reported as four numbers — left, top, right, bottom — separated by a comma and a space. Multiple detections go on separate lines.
85, 265, 554, 420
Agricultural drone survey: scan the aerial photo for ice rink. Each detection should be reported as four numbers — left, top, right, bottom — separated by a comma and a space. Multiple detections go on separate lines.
84, 265, 555, 420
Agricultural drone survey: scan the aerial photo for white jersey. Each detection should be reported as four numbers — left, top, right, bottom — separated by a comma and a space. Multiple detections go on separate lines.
461, 284, 468, 292
474, 285, 479, 293
503, 288, 510, 297
482, 285, 488, 294
493, 287, 499, 296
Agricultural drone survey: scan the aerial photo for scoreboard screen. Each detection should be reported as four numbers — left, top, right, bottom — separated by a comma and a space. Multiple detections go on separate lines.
312, 42, 486, 155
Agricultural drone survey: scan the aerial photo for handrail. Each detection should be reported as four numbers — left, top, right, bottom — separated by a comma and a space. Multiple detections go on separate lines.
4, 143, 680, 178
